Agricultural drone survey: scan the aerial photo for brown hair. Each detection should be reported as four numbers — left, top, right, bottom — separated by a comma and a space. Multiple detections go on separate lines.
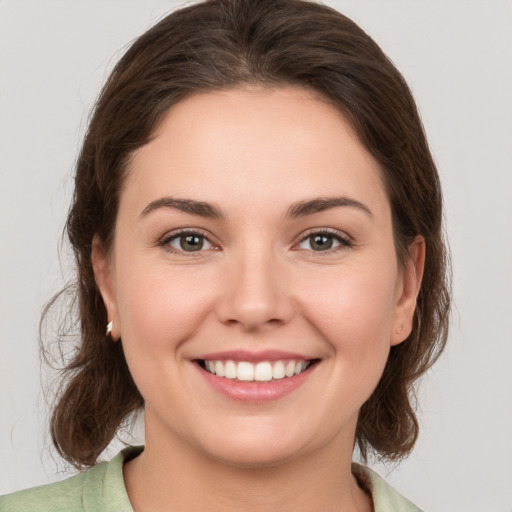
48, 0, 451, 468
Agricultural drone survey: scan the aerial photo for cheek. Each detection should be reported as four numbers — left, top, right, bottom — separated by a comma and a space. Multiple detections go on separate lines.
112, 261, 221, 411
114, 260, 218, 351
297, 260, 398, 358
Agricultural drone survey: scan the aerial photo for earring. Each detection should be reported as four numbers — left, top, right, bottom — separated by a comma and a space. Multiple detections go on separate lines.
106, 320, 113, 337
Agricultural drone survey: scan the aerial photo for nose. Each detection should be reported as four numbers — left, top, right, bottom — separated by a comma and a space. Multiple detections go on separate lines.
215, 249, 295, 332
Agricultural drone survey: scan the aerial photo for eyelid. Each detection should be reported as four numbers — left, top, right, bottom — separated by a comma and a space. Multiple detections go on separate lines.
158, 228, 220, 255
293, 227, 354, 252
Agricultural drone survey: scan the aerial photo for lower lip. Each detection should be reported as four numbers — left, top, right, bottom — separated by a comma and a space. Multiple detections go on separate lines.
196, 363, 316, 403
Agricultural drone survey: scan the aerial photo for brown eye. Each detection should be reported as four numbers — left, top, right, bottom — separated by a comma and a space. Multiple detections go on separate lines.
180, 234, 204, 251
297, 231, 351, 252
166, 232, 213, 253
310, 234, 334, 251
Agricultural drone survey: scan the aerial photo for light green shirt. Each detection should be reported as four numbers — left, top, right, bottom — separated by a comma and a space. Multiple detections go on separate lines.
0, 446, 422, 511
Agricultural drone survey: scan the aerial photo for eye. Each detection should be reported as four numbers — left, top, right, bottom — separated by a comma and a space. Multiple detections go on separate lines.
162, 231, 215, 253
297, 230, 352, 252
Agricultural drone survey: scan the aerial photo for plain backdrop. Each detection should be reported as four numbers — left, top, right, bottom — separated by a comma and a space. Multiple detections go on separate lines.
1, 1, 511, 510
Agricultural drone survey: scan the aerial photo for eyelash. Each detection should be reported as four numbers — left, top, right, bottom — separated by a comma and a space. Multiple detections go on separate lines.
158, 228, 353, 256
158, 229, 218, 256
295, 228, 354, 255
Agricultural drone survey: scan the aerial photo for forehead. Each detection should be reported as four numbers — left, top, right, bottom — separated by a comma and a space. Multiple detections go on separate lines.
123, 87, 389, 220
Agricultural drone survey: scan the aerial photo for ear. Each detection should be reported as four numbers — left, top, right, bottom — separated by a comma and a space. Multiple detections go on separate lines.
91, 234, 121, 340
391, 236, 425, 346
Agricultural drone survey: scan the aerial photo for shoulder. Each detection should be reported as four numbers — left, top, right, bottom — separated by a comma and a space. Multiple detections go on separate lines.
352, 463, 423, 512
0, 471, 88, 512
0, 446, 142, 512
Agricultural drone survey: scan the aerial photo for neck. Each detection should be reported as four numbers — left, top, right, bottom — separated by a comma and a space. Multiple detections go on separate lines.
124, 420, 372, 512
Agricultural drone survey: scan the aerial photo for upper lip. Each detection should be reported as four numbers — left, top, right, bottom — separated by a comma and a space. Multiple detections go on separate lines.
194, 350, 315, 363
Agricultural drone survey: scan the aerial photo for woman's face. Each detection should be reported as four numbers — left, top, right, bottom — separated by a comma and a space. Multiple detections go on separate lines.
94, 87, 422, 467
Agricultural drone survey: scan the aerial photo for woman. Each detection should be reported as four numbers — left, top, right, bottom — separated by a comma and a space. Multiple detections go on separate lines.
0, 0, 450, 510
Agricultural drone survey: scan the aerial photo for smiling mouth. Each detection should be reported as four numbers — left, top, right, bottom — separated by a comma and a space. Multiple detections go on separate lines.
197, 359, 319, 382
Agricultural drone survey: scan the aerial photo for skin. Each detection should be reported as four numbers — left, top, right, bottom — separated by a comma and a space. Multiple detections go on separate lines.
93, 87, 424, 512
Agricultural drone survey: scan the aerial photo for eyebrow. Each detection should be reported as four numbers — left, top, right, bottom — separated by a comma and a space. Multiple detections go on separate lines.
139, 197, 226, 220
139, 195, 372, 221
286, 196, 373, 219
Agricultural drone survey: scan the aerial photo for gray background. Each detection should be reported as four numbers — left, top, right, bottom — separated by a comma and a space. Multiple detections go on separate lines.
1, 1, 511, 510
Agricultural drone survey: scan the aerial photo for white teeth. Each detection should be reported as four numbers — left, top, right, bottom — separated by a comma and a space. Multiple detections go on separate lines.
225, 360, 237, 379
255, 362, 273, 381
215, 360, 225, 377
285, 361, 296, 378
272, 361, 285, 380
237, 362, 254, 381
203, 359, 311, 381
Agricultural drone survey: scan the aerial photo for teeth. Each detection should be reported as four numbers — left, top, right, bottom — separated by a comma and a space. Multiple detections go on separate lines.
203, 359, 311, 382
272, 361, 285, 380
215, 360, 225, 377
285, 361, 296, 378
237, 362, 254, 381
225, 360, 237, 379
255, 362, 272, 381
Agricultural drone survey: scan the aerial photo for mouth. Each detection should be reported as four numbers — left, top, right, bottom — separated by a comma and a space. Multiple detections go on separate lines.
196, 358, 319, 383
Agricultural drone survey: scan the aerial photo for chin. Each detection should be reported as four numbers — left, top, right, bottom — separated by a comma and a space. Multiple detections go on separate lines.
206, 442, 304, 470
193, 422, 317, 470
